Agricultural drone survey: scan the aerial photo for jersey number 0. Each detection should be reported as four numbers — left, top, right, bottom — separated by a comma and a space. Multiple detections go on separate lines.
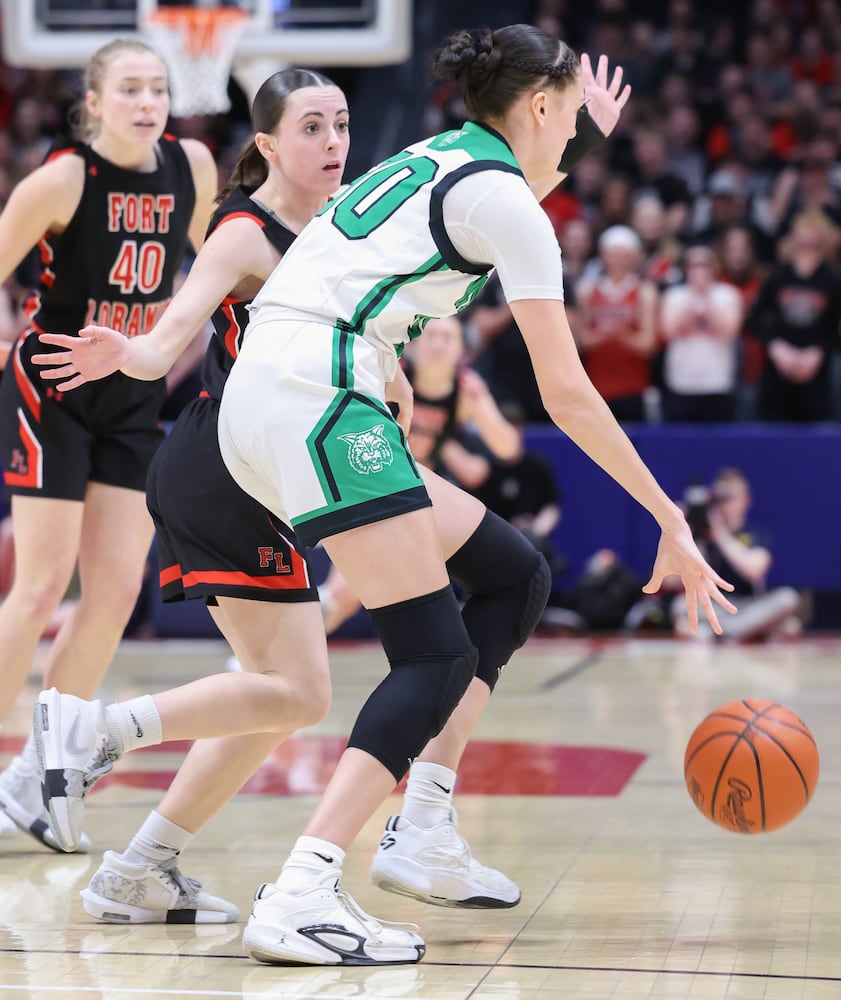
331, 156, 438, 240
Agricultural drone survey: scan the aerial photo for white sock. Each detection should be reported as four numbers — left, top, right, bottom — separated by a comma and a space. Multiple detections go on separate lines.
104, 695, 163, 755
401, 761, 456, 828
276, 836, 345, 893
122, 810, 193, 868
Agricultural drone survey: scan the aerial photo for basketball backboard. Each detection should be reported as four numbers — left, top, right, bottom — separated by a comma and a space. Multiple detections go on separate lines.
0, 1, 412, 71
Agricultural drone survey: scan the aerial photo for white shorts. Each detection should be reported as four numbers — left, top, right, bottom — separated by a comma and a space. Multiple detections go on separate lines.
217, 319, 430, 547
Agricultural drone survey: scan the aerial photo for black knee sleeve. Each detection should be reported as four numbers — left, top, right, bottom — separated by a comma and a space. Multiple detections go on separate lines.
347, 585, 478, 781
446, 510, 552, 691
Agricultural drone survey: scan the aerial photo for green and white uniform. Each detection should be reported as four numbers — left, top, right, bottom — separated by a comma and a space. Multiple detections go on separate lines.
218, 122, 566, 545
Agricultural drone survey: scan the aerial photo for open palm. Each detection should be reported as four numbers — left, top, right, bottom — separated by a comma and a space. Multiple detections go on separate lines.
580, 52, 631, 138
32, 325, 131, 391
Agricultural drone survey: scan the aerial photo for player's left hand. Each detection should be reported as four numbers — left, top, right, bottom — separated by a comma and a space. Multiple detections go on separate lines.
580, 53, 631, 138
643, 520, 737, 634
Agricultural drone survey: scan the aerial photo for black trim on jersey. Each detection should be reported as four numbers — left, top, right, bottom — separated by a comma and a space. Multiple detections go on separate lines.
206, 187, 296, 253
337, 327, 349, 388
295, 486, 432, 548
429, 161, 523, 275
201, 186, 297, 398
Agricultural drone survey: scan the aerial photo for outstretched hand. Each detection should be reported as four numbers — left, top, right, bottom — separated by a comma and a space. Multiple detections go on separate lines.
580, 52, 631, 139
32, 325, 131, 391
643, 520, 737, 635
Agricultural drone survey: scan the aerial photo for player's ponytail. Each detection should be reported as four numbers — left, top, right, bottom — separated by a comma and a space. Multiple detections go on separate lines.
217, 67, 339, 204
430, 23, 578, 122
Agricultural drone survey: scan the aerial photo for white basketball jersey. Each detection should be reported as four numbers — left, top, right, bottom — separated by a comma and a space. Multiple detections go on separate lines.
247, 122, 525, 357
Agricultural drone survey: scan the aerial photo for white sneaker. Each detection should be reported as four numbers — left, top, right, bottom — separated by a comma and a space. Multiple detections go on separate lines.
33, 688, 118, 852
243, 869, 425, 966
0, 753, 92, 853
371, 814, 521, 909
80, 850, 240, 924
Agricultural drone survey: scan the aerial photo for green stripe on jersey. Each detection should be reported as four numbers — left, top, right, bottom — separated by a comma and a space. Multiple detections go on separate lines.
346, 253, 448, 335
455, 274, 490, 312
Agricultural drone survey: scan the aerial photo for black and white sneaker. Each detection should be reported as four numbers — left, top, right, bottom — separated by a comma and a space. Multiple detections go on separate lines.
81, 850, 240, 924
33, 688, 118, 852
243, 869, 425, 966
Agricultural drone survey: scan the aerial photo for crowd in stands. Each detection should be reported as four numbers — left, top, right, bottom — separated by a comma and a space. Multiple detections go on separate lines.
0, 0, 836, 641
427, 0, 841, 426
0, 1, 839, 428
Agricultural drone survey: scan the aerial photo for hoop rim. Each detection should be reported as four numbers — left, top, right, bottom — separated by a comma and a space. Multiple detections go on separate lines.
143, 6, 251, 27
143, 6, 251, 60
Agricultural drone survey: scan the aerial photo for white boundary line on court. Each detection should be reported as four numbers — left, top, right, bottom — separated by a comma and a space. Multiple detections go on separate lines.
0, 987, 272, 998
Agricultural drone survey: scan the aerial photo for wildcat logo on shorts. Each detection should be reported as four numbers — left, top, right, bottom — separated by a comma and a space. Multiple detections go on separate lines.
338, 424, 394, 475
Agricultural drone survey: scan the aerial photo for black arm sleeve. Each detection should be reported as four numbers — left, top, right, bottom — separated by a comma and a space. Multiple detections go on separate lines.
557, 107, 606, 174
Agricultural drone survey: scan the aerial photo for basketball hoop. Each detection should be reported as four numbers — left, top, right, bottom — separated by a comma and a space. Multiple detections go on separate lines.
142, 6, 251, 117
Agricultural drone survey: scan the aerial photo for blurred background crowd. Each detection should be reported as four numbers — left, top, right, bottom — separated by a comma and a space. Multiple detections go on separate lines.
0, 0, 839, 639
1, 0, 840, 425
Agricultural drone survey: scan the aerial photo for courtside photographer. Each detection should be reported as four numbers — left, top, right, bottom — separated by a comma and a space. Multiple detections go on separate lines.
673, 467, 803, 641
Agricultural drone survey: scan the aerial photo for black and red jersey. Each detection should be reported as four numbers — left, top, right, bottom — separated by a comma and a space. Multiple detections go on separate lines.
28, 135, 195, 339
201, 186, 296, 401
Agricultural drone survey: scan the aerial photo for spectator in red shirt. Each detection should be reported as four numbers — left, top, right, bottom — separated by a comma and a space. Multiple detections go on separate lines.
575, 225, 660, 422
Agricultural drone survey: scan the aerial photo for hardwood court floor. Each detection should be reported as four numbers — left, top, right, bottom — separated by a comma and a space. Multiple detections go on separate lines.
2, 634, 841, 1000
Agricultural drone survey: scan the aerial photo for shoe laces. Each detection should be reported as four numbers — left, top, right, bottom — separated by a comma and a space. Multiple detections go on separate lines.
160, 861, 203, 903
336, 889, 418, 937
336, 889, 383, 931
83, 742, 118, 791
430, 821, 472, 866
443, 833, 508, 882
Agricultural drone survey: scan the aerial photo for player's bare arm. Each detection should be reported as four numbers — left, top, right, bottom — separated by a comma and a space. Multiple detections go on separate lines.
511, 296, 736, 633
0, 154, 84, 286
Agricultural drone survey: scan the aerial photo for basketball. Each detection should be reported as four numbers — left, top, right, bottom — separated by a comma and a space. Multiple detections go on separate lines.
684, 699, 819, 834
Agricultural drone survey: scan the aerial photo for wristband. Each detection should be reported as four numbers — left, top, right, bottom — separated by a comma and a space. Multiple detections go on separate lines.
557, 107, 605, 173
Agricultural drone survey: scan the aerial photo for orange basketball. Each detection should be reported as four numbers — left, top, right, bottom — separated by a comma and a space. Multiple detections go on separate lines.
684, 699, 819, 834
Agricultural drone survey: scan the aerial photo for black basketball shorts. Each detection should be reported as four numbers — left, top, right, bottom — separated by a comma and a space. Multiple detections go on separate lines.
0, 329, 166, 499
146, 394, 318, 604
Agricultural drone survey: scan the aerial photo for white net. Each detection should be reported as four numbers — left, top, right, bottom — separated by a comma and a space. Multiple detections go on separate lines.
142, 7, 251, 117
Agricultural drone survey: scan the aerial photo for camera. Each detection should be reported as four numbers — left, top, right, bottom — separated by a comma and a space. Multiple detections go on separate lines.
683, 482, 720, 541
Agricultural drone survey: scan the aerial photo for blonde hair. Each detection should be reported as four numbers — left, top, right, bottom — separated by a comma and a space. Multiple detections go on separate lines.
713, 467, 749, 492
69, 38, 167, 143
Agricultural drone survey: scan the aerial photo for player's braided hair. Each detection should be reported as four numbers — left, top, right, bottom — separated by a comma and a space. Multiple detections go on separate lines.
507, 59, 575, 78
431, 24, 578, 122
